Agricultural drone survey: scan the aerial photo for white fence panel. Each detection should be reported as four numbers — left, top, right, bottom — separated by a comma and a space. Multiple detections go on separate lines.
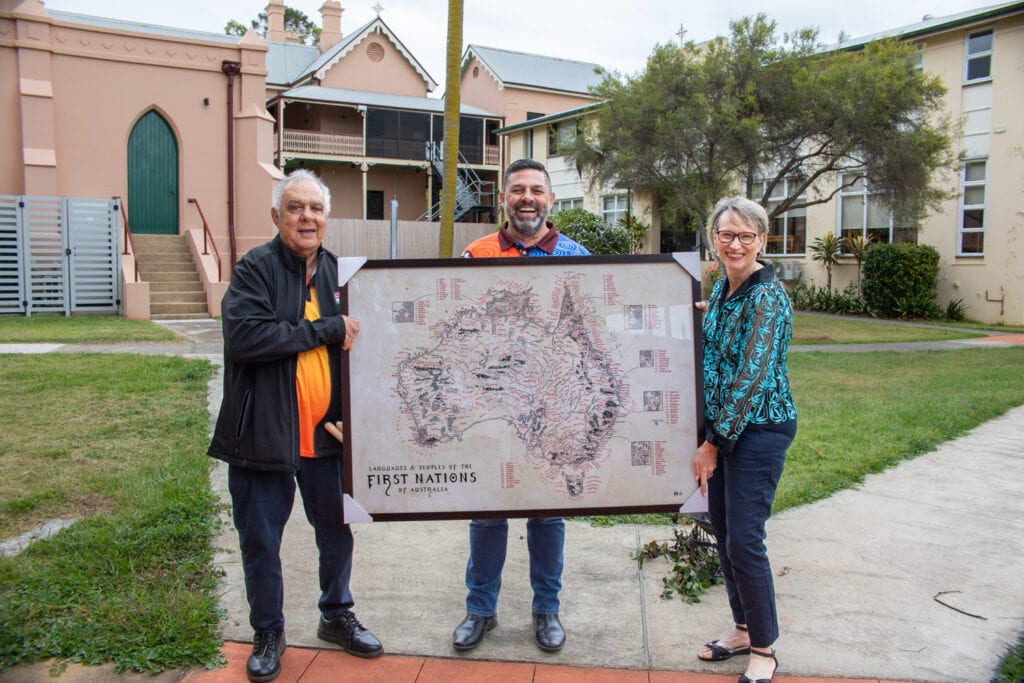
325, 219, 495, 260
0, 196, 121, 316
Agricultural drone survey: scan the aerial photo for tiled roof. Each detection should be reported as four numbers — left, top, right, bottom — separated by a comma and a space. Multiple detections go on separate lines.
463, 45, 605, 94
265, 42, 322, 85
279, 85, 497, 117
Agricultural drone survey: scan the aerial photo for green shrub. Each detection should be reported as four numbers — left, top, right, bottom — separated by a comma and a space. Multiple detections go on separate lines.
862, 242, 941, 319
945, 297, 967, 322
790, 282, 868, 315
551, 208, 645, 255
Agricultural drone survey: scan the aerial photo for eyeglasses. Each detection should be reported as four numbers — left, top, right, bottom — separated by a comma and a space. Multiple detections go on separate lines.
715, 230, 759, 245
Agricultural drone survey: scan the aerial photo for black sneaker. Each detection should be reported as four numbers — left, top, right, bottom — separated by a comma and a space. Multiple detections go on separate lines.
317, 611, 383, 658
246, 630, 285, 682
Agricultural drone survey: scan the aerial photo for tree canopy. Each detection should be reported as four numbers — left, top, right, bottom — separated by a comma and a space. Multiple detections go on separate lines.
225, 7, 321, 46
570, 14, 954, 247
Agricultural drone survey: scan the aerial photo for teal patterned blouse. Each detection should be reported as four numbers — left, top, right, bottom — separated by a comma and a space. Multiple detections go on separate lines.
702, 262, 797, 453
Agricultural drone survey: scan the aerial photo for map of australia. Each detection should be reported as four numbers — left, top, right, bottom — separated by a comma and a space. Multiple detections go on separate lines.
394, 273, 628, 500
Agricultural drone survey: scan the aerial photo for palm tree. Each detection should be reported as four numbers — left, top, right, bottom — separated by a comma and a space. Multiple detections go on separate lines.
842, 232, 875, 293
438, 0, 463, 258
809, 231, 843, 292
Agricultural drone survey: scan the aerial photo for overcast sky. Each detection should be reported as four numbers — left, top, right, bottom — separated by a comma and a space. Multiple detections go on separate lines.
43, 0, 997, 91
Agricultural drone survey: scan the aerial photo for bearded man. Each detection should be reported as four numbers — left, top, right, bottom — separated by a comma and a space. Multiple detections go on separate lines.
452, 159, 589, 654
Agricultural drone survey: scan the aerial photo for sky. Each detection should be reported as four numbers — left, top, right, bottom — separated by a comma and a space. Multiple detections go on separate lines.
42, 0, 999, 92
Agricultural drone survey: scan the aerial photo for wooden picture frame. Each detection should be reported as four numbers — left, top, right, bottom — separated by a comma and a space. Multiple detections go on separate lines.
338, 253, 705, 522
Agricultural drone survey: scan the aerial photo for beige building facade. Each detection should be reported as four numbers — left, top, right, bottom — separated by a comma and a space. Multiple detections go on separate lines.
819, 1, 1023, 325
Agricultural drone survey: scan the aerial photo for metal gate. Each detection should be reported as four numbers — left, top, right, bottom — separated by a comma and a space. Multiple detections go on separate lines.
0, 196, 122, 316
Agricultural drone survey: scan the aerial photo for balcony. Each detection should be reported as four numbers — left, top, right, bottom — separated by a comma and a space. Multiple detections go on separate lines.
281, 128, 500, 166
283, 129, 364, 157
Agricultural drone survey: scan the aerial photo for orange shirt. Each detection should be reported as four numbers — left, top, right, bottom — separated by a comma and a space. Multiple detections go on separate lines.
295, 283, 331, 458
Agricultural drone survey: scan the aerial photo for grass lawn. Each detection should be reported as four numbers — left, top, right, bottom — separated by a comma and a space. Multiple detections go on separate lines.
791, 313, 985, 344
0, 316, 181, 344
779, 346, 1024, 509
0, 354, 222, 673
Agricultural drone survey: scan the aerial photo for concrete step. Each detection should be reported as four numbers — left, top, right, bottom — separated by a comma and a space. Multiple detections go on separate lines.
147, 272, 202, 285
150, 279, 203, 292
150, 312, 212, 320
150, 301, 209, 316
151, 290, 206, 304
138, 261, 197, 273
132, 233, 212, 317
134, 242, 191, 255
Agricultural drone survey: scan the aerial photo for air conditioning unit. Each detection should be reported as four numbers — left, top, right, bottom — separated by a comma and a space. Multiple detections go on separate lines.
772, 260, 802, 281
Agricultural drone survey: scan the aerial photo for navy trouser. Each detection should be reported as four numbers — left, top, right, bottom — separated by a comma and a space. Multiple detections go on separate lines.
707, 419, 796, 648
228, 457, 354, 632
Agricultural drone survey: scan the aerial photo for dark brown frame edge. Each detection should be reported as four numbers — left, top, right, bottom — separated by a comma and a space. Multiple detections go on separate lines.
339, 253, 705, 522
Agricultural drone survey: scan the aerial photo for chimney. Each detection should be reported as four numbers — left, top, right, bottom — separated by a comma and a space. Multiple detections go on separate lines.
265, 0, 287, 43
320, 1, 344, 53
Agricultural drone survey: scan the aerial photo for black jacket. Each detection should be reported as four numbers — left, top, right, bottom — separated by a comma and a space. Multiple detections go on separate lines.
208, 235, 348, 471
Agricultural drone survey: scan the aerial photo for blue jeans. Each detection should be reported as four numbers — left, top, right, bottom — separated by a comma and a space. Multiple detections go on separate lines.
465, 517, 564, 616
229, 457, 355, 632
707, 420, 796, 648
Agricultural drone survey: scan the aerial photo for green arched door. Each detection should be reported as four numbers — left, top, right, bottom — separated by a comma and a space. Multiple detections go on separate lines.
127, 110, 178, 234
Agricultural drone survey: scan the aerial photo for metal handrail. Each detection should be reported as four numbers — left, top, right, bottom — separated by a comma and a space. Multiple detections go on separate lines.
418, 141, 497, 221
187, 198, 222, 281
112, 195, 140, 282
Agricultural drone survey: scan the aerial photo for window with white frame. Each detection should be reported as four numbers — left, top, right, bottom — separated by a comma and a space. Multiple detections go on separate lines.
911, 43, 924, 71
838, 172, 916, 248
602, 194, 629, 225
550, 197, 583, 215
752, 177, 807, 256
959, 160, 986, 256
965, 29, 993, 83
547, 120, 577, 156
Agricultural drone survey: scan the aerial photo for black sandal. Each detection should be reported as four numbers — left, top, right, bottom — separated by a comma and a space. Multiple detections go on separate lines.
698, 624, 750, 662
738, 648, 778, 683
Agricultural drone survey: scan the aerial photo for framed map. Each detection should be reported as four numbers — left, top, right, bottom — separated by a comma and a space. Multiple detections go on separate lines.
337, 253, 704, 522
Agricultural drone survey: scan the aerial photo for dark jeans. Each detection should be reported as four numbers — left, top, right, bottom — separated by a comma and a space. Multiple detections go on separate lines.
465, 517, 565, 616
229, 457, 354, 632
707, 419, 796, 648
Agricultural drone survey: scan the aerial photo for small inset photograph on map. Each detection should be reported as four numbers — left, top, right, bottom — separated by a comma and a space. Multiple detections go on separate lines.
643, 390, 663, 412
631, 440, 652, 466
624, 304, 643, 330
392, 300, 415, 323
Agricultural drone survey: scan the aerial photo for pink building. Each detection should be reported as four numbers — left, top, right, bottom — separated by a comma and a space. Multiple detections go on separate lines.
0, 0, 603, 319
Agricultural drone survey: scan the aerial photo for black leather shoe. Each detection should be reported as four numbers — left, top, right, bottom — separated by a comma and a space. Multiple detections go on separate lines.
452, 613, 497, 651
533, 613, 565, 652
246, 630, 285, 682
317, 612, 383, 658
